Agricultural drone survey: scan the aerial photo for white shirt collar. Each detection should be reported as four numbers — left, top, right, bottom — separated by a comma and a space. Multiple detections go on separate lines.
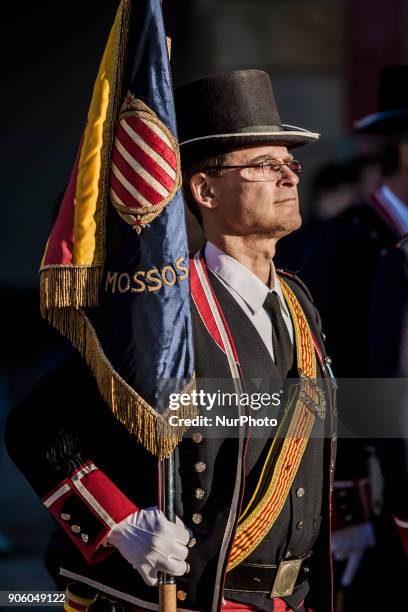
204, 241, 290, 317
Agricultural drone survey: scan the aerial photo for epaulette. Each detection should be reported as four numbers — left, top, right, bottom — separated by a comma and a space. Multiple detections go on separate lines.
276, 268, 314, 303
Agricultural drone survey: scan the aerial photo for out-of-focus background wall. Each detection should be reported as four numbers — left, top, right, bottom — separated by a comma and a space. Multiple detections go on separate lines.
1, 0, 407, 603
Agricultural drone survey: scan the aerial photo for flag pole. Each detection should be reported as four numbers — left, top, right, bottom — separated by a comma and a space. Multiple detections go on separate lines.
158, 4, 177, 609
158, 455, 177, 611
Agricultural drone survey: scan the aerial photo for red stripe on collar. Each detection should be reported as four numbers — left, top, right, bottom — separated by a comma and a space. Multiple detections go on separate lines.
190, 254, 240, 366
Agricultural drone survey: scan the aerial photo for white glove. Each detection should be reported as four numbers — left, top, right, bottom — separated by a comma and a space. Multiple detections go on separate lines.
331, 522, 375, 587
107, 507, 191, 586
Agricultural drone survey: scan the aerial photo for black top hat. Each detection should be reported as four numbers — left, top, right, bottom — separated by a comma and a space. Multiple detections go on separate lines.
354, 65, 408, 134
175, 70, 319, 165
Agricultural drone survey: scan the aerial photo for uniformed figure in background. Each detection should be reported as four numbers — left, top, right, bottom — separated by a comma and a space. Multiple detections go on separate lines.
370, 234, 408, 557
300, 65, 408, 609
6, 70, 336, 612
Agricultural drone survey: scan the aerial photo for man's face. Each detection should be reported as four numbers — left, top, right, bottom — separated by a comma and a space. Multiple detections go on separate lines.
201, 144, 301, 239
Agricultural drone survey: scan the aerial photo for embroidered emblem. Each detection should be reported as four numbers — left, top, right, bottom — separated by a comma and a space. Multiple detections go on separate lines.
109, 93, 181, 233
298, 369, 326, 420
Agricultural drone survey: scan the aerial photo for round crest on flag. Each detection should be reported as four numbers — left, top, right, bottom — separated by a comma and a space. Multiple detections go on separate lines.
109, 93, 181, 233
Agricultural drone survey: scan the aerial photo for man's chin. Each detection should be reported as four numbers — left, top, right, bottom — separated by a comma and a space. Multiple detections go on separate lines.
267, 212, 302, 237
291, 213, 302, 231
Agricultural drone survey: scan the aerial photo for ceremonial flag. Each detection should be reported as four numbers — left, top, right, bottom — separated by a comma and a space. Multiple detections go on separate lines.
40, 0, 195, 458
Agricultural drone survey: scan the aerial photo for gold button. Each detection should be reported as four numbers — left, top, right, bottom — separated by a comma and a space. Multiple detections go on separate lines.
81, 533, 89, 543
71, 525, 81, 534
177, 590, 187, 601
188, 537, 197, 548
192, 513, 202, 524
192, 432, 203, 443
296, 487, 305, 498
60, 513, 70, 521
195, 461, 206, 473
195, 488, 205, 500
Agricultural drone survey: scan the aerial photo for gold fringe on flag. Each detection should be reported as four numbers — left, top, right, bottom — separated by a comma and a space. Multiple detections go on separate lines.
40, 266, 103, 312
43, 304, 197, 459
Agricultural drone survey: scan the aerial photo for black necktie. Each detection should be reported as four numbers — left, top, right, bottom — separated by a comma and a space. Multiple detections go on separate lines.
263, 292, 293, 378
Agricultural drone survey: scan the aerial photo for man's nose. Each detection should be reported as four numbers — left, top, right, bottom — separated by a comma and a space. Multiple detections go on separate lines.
277, 165, 299, 187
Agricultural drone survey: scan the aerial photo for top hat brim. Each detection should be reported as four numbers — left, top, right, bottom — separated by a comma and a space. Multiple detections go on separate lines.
179, 125, 320, 165
353, 109, 408, 134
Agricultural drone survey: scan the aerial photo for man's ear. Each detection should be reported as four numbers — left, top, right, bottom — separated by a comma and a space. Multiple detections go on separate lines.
189, 173, 218, 211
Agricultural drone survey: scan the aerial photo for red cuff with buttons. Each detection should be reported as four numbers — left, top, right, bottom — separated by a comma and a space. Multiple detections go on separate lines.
394, 516, 408, 557
331, 479, 371, 531
42, 461, 138, 564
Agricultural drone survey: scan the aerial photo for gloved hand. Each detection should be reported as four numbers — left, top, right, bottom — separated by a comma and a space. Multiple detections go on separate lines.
331, 522, 375, 587
107, 507, 191, 586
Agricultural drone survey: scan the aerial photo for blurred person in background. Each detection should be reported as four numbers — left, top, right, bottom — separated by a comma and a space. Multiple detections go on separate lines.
299, 65, 408, 610
276, 155, 381, 272
351, 154, 383, 204
368, 234, 408, 555
311, 162, 358, 222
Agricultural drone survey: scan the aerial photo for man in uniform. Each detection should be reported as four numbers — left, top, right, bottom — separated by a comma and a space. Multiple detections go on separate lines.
6, 70, 336, 612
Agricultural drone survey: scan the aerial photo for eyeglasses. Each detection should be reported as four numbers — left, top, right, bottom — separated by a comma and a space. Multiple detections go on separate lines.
201, 159, 302, 182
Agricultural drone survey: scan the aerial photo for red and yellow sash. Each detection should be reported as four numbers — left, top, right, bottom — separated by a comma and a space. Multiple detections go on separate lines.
227, 278, 325, 570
